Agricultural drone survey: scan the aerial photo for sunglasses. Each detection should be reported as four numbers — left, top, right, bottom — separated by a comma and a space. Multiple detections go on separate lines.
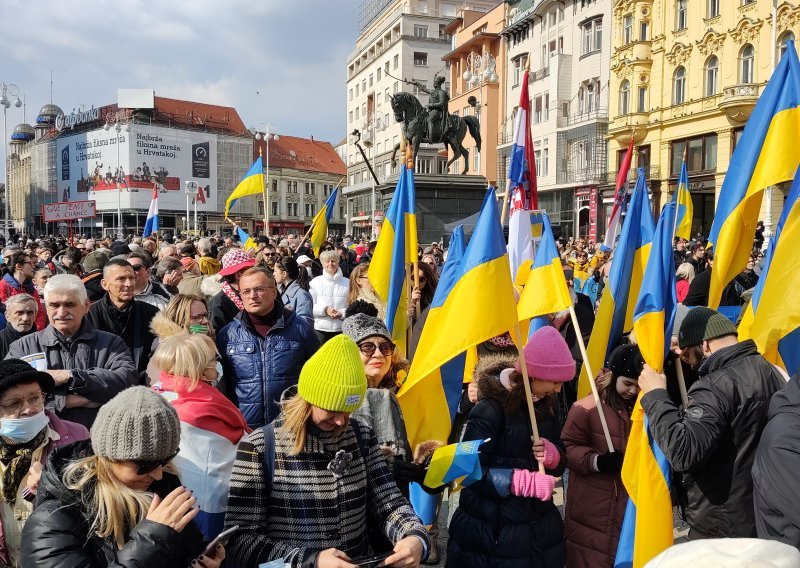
134, 450, 179, 476
130, 264, 145, 271
358, 341, 395, 357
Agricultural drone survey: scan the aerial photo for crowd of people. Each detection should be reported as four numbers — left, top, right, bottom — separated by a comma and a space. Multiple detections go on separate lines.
0, 225, 793, 567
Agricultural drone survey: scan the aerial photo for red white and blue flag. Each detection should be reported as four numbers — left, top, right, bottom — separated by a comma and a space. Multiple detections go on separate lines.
507, 68, 537, 280
143, 185, 159, 237
603, 137, 635, 250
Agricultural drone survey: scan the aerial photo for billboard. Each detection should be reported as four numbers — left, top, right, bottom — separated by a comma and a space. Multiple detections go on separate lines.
55, 124, 217, 212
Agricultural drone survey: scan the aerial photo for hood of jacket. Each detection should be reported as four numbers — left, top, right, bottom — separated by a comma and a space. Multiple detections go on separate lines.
200, 274, 223, 298
698, 339, 759, 377
768, 374, 799, 421
474, 353, 518, 403
150, 311, 184, 339
38, 439, 94, 513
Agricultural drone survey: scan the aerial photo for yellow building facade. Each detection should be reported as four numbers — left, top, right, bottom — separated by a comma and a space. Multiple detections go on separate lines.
607, 0, 800, 238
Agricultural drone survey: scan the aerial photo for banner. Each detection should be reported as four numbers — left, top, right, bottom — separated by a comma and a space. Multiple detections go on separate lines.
42, 200, 97, 223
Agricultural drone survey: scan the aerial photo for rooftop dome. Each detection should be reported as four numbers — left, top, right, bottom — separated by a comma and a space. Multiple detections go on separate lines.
35, 103, 63, 125
10, 123, 35, 143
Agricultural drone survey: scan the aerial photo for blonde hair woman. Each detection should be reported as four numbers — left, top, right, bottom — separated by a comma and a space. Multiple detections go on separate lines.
346, 263, 385, 320
21, 387, 225, 567
225, 335, 428, 568
152, 333, 249, 540
308, 250, 350, 344
676, 262, 696, 304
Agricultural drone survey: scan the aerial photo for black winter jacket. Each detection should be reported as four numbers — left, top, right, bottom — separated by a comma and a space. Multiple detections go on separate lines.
753, 375, 800, 549
641, 340, 785, 538
21, 440, 207, 568
447, 356, 567, 568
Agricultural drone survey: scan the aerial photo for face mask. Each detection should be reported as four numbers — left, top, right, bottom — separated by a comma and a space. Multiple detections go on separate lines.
189, 324, 209, 335
204, 362, 223, 388
0, 410, 49, 443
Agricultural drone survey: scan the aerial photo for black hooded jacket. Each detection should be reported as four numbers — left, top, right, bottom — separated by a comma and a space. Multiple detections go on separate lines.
753, 375, 800, 549
21, 441, 206, 568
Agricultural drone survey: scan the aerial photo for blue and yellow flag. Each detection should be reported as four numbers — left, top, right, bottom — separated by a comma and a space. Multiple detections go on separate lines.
310, 187, 339, 257
236, 226, 257, 251
578, 169, 655, 399
616, 203, 677, 568
225, 158, 264, 219
707, 41, 800, 309
423, 439, 486, 490
673, 159, 693, 241
400, 189, 518, 440
517, 212, 572, 321
739, 166, 800, 374
368, 165, 418, 356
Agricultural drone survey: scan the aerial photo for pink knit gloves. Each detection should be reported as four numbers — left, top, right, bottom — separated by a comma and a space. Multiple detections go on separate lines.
536, 437, 560, 469
511, 469, 555, 501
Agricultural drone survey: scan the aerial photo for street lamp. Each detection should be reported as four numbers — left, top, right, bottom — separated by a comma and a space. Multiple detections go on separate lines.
255, 124, 279, 236
1, 83, 22, 240
104, 110, 131, 239
361, 112, 386, 240
462, 52, 499, 88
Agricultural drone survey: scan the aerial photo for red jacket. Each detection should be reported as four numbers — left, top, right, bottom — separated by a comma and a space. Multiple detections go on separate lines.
0, 274, 47, 332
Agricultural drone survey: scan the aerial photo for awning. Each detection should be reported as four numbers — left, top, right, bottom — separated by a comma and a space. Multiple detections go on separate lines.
350, 215, 371, 222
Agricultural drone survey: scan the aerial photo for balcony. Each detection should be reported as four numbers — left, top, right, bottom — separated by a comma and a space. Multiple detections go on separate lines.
561, 108, 609, 128
718, 83, 760, 123
528, 67, 550, 82
604, 165, 660, 186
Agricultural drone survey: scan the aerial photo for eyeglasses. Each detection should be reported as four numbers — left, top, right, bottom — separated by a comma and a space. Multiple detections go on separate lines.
205, 355, 222, 369
134, 450, 179, 476
0, 391, 45, 415
240, 286, 275, 297
130, 264, 145, 271
358, 341, 394, 357
189, 312, 209, 323
417, 276, 427, 284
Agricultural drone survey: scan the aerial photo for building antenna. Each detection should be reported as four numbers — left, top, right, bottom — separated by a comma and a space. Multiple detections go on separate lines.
50, 70, 54, 104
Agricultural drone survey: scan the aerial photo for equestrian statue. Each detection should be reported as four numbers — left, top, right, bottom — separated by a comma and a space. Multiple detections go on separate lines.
390, 75, 481, 175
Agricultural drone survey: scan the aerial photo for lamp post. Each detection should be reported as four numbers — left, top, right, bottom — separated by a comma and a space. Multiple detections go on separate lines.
350, 128, 382, 240
764, 0, 779, 249
255, 124, 279, 237
1, 83, 22, 240
103, 110, 131, 239
461, 52, 498, 176
361, 112, 386, 240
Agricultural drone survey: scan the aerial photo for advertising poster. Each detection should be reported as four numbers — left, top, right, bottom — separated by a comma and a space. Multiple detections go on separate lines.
55, 124, 217, 212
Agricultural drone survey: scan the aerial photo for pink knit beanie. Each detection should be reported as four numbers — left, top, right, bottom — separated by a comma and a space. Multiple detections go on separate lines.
515, 326, 576, 382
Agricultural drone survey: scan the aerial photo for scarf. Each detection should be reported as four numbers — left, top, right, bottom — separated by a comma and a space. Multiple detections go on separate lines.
0, 428, 48, 503
222, 281, 244, 311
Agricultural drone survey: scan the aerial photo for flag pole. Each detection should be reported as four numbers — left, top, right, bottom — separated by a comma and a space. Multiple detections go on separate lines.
670, 154, 689, 407
295, 222, 316, 254
568, 306, 615, 452
511, 322, 546, 474
674, 355, 690, 408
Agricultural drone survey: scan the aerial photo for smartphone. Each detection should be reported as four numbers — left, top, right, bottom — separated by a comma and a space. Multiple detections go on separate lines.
349, 552, 393, 567
202, 525, 239, 557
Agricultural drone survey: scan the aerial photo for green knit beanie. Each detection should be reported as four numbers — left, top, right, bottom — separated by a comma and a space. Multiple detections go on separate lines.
298, 334, 367, 413
678, 307, 738, 349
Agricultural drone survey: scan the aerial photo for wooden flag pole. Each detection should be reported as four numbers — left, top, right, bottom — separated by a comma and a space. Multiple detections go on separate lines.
569, 305, 615, 452
295, 222, 316, 254
674, 358, 689, 408
511, 323, 546, 475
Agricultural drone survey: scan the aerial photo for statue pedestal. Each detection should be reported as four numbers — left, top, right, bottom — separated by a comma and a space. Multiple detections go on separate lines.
378, 173, 489, 244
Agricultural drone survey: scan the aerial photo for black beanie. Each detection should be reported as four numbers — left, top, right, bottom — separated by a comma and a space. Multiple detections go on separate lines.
678, 307, 738, 349
606, 344, 644, 380
0, 359, 55, 396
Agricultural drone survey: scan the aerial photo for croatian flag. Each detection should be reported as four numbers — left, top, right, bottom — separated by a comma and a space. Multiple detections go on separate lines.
154, 375, 249, 540
508, 185, 534, 282
603, 137, 635, 250
143, 185, 158, 237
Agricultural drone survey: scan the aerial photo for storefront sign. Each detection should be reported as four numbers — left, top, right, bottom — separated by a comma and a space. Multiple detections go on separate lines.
42, 200, 97, 223
55, 108, 101, 132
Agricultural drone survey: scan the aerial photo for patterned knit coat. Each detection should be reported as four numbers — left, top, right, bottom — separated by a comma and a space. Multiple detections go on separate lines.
225, 417, 429, 568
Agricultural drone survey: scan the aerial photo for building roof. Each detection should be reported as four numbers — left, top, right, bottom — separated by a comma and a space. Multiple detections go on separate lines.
255, 134, 347, 177
150, 96, 248, 136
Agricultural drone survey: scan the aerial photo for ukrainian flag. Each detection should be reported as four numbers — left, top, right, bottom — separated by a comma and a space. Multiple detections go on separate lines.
616, 203, 677, 568
310, 187, 339, 257
224, 158, 264, 219
517, 212, 572, 321
578, 169, 655, 399
673, 159, 693, 241
368, 166, 418, 356
236, 226, 257, 251
707, 41, 800, 309
739, 166, 800, 374
423, 439, 485, 490
398, 224, 467, 449
400, 189, 518, 444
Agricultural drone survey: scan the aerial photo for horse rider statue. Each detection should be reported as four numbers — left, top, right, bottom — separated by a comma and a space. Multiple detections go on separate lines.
410, 76, 449, 143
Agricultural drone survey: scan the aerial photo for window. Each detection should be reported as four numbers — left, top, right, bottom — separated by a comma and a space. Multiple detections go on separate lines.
705, 56, 719, 96
290, 181, 298, 193
393, 54, 399, 69
362, 79, 366, 92
416, 158, 432, 174
581, 19, 602, 54
623, 14, 633, 44
393, 82, 399, 94
535, 97, 543, 123
544, 92, 550, 121
676, 0, 687, 31
348, 89, 353, 101
369, 74, 373, 87
542, 147, 549, 177
418, 0, 427, 14
473, 148, 480, 172
640, 21, 649, 41
414, 52, 428, 67
587, 81, 597, 111
673, 66, 686, 104
439, 24, 448, 39
779, 31, 795, 62
355, 84, 359, 96
385, 61, 390, 74
638, 86, 647, 112
578, 86, 585, 114
582, 23, 591, 54
707, 0, 720, 18
442, 3, 456, 17
355, 107, 360, 120
619, 80, 631, 114
740, 44, 755, 83
271, 201, 278, 216
349, 111, 353, 123
594, 20, 602, 52
414, 25, 428, 38
670, 134, 718, 174
512, 56, 525, 86
535, 149, 542, 175
413, 79, 428, 96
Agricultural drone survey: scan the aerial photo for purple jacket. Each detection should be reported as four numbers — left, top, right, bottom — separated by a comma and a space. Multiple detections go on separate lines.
0, 410, 89, 565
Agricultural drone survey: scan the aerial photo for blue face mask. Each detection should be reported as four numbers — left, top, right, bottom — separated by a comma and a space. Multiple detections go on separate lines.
205, 362, 223, 388
0, 410, 49, 443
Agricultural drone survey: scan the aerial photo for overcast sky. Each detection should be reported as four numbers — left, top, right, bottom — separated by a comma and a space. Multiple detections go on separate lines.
1, 0, 360, 177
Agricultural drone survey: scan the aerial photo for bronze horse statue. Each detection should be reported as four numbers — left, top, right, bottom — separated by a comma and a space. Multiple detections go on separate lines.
390, 92, 481, 175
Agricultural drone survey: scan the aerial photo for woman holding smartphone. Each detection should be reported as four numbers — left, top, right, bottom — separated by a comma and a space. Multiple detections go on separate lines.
21, 387, 224, 568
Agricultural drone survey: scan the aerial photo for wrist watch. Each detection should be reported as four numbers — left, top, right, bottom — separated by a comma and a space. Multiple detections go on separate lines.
66, 370, 85, 393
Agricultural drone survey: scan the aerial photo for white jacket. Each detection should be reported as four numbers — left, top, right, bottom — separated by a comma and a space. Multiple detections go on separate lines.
309, 268, 350, 332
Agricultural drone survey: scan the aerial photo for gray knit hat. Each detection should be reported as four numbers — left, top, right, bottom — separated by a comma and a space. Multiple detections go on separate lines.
91, 386, 180, 462
342, 313, 392, 344
678, 306, 738, 349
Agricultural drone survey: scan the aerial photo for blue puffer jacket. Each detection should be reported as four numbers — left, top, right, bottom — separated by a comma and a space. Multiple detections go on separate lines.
280, 280, 314, 326
217, 304, 319, 428
447, 355, 567, 568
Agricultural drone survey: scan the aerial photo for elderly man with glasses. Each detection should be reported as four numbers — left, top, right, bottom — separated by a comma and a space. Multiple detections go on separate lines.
217, 266, 319, 428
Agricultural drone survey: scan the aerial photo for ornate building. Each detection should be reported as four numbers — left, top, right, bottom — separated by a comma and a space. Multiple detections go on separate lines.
607, 0, 800, 237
